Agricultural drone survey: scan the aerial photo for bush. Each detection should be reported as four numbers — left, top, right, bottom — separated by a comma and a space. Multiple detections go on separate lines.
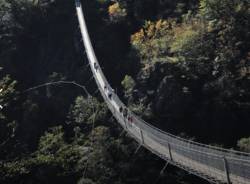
121, 75, 135, 98
237, 137, 250, 152
108, 2, 127, 22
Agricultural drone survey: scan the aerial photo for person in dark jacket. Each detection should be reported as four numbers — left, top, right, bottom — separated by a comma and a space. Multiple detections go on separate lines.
119, 106, 123, 113
94, 62, 98, 72
108, 91, 112, 100
128, 116, 133, 123
104, 85, 107, 92
123, 108, 128, 118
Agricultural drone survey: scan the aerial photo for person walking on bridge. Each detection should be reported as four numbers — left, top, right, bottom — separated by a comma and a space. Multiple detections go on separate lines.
123, 108, 128, 118
94, 62, 99, 72
108, 90, 112, 100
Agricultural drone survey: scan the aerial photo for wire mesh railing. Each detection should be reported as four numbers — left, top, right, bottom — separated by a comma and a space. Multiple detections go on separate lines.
75, 1, 250, 183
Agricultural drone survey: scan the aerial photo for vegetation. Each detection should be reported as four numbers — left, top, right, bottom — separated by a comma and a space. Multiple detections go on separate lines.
108, 2, 127, 22
238, 137, 250, 152
0, 0, 249, 183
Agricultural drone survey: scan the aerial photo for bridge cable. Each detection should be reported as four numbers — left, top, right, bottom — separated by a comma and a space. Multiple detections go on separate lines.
0, 81, 92, 149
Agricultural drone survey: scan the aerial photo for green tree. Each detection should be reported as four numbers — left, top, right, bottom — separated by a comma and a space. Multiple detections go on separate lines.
67, 96, 108, 128
199, 0, 248, 20
0, 75, 18, 152
237, 137, 250, 153
121, 75, 135, 98
131, 19, 174, 64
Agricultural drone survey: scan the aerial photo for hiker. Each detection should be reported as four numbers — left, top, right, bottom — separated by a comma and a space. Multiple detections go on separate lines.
94, 62, 98, 72
123, 108, 128, 118
104, 85, 107, 92
119, 106, 123, 113
108, 91, 112, 100
128, 116, 133, 123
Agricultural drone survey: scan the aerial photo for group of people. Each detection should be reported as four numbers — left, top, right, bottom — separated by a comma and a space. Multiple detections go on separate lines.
119, 106, 133, 125
104, 85, 113, 100
93, 61, 133, 125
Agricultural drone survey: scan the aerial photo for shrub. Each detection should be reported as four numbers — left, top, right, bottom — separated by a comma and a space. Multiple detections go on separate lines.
108, 2, 127, 22
237, 137, 250, 152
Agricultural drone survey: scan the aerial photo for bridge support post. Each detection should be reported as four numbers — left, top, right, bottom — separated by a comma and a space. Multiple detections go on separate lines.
134, 144, 142, 155
168, 143, 173, 161
112, 106, 116, 115
160, 161, 169, 175
140, 129, 144, 145
222, 157, 231, 184
118, 129, 126, 138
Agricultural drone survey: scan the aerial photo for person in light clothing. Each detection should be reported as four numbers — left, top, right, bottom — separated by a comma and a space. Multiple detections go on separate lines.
94, 62, 99, 72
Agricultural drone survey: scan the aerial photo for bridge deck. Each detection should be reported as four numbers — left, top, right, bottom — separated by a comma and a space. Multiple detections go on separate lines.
75, 1, 250, 183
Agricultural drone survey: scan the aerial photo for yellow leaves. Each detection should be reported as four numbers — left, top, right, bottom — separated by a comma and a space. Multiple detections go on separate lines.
155, 19, 166, 30
130, 19, 177, 65
131, 19, 172, 45
144, 19, 170, 38
108, 2, 127, 21
131, 29, 144, 45
108, 2, 119, 15
147, 23, 155, 37
170, 23, 201, 53
130, 16, 206, 65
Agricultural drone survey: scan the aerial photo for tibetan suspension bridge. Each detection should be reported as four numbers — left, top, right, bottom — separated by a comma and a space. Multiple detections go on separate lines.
75, 1, 250, 183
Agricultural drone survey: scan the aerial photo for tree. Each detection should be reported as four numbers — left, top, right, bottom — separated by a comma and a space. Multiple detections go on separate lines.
0, 75, 18, 153
130, 19, 174, 64
199, 0, 248, 21
121, 75, 135, 98
67, 96, 108, 128
108, 2, 127, 22
237, 137, 250, 153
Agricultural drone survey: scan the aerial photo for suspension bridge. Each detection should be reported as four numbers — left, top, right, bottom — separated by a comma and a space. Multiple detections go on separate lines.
75, 1, 250, 183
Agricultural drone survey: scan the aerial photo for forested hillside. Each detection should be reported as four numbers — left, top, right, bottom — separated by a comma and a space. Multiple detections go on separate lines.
0, 0, 249, 183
